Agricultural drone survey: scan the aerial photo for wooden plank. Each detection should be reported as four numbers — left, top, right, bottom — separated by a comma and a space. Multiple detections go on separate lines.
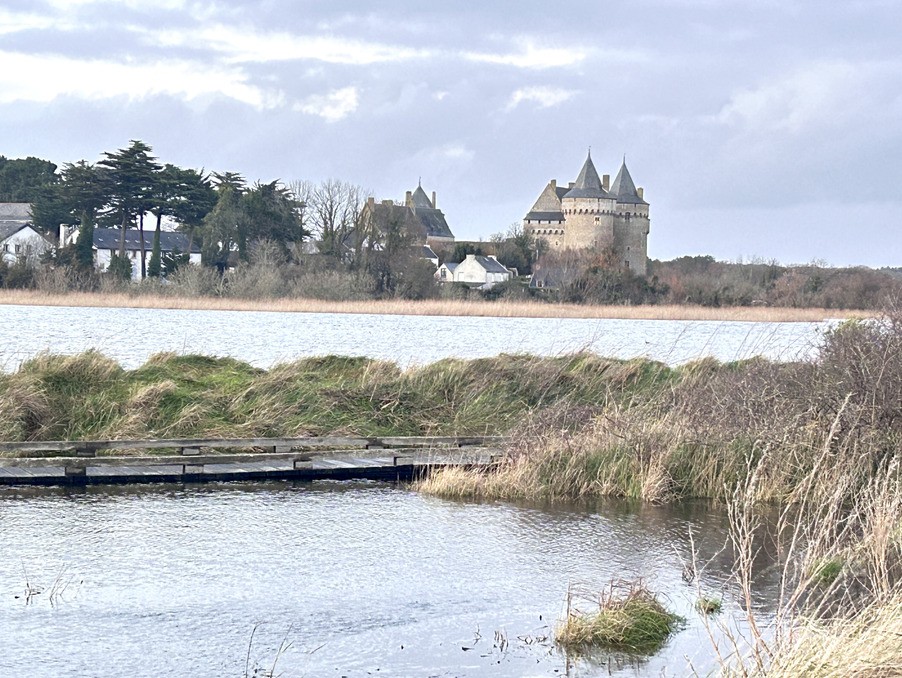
0, 435, 504, 455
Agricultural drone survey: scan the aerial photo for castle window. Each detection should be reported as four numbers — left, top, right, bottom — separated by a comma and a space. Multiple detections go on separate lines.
625, 260, 630, 269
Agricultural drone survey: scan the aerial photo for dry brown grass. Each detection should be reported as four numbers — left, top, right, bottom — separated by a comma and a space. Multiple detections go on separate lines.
0, 289, 864, 321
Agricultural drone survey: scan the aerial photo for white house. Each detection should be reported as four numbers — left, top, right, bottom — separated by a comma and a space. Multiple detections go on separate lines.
450, 254, 513, 289
0, 203, 51, 265
435, 261, 458, 282
60, 225, 202, 280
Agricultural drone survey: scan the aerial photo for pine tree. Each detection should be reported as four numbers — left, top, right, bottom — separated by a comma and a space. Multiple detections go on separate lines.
147, 224, 162, 277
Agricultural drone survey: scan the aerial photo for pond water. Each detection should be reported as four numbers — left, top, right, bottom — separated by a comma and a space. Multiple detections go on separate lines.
0, 482, 780, 677
0, 303, 830, 370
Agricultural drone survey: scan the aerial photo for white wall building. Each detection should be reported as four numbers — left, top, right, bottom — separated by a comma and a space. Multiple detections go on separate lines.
0, 203, 51, 265
60, 225, 202, 280
450, 254, 513, 289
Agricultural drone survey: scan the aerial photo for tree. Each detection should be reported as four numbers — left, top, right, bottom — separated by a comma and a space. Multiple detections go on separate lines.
308, 179, 364, 259
241, 180, 309, 257
201, 184, 245, 270
490, 223, 537, 275
0, 156, 58, 202
98, 140, 162, 278
147, 227, 162, 277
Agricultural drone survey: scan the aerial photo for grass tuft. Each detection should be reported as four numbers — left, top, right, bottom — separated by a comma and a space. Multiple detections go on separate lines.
556, 581, 683, 654
695, 595, 723, 615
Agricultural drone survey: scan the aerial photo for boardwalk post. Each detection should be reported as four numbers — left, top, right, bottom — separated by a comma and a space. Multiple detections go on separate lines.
64, 465, 87, 478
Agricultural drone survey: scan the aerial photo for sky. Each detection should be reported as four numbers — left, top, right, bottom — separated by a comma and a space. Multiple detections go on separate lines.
1, 0, 901, 267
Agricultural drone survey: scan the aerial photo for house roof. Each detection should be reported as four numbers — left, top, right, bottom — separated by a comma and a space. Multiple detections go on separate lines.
92, 228, 200, 253
609, 160, 647, 205
442, 261, 458, 272
0, 203, 32, 221
0, 222, 31, 241
564, 152, 611, 200
470, 255, 510, 274
413, 207, 454, 240
420, 244, 438, 260
410, 185, 434, 209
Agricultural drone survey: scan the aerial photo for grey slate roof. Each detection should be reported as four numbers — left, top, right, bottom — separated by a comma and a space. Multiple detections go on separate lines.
413, 207, 454, 239
473, 255, 510, 274
410, 185, 434, 209
0, 203, 32, 220
525, 211, 565, 222
420, 244, 438, 260
0, 222, 30, 240
92, 228, 200, 253
443, 261, 458, 272
609, 161, 647, 205
564, 153, 611, 199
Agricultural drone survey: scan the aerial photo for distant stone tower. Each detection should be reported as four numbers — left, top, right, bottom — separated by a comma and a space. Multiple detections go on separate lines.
609, 158, 650, 274
523, 152, 650, 275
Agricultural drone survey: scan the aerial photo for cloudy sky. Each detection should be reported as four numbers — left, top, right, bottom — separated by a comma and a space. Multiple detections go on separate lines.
2, 0, 900, 266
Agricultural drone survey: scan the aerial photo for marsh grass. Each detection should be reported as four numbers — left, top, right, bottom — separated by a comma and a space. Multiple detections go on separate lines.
0, 351, 673, 445
556, 581, 683, 654
0, 288, 860, 321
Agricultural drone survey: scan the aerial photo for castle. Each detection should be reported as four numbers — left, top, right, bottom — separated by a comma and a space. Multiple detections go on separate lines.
523, 152, 650, 275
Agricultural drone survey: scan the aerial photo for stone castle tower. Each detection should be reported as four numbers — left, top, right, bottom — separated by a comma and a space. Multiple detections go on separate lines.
523, 152, 650, 275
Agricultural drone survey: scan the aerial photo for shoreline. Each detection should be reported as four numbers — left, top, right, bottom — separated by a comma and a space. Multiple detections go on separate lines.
0, 290, 866, 322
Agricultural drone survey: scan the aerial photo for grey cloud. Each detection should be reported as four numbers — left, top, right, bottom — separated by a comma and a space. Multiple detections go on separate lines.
1, 0, 899, 265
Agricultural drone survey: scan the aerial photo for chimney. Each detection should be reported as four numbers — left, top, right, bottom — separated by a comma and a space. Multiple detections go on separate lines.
431, 191, 437, 208
405, 190, 412, 206
550, 179, 556, 189
367, 196, 375, 208
602, 174, 610, 191
465, 253, 475, 260
382, 199, 393, 206
568, 182, 575, 189
637, 187, 644, 199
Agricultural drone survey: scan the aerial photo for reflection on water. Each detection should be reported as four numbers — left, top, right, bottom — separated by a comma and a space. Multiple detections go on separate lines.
0, 482, 783, 677
0, 303, 830, 370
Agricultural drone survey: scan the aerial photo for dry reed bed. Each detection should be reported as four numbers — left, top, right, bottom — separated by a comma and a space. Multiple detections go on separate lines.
0, 289, 861, 321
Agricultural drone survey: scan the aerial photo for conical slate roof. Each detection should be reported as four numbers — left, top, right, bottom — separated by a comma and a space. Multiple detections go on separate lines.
564, 152, 610, 199
609, 160, 647, 205
410, 184, 434, 209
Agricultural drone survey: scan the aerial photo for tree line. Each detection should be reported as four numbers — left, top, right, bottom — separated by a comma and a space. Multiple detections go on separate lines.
0, 141, 462, 297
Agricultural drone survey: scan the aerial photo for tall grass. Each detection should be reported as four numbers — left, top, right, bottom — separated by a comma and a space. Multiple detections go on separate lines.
0, 288, 859, 321
420, 312, 902, 507
0, 352, 672, 444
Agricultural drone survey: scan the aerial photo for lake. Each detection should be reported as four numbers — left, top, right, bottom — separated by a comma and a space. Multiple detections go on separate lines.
0, 482, 778, 677
0, 303, 831, 370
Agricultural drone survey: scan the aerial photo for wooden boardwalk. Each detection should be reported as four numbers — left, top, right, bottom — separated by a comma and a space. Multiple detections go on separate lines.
0, 436, 503, 486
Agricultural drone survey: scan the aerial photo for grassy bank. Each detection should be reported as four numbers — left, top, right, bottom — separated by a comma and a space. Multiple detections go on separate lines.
0, 350, 677, 444
0, 289, 862, 321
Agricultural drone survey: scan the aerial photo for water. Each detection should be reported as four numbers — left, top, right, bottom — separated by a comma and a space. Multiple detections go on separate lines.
0, 482, 778, 677
0, 303, 830, 370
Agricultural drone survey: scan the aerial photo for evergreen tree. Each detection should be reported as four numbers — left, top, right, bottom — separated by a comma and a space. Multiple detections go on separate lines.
98, 140, 161, 277
147, 226, 162, 277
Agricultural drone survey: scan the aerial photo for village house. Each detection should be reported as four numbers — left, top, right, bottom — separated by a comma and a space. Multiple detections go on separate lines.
447, 254, 513, 289
361, 181, 456, 251
59, 225, 201, 280
0, 203, 52, 265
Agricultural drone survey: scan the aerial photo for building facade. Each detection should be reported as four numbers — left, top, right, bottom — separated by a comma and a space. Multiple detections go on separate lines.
0, 203, 51, 265
523, 153, 650, 275
360, 182, 455, 250
60, 225, 201, 280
